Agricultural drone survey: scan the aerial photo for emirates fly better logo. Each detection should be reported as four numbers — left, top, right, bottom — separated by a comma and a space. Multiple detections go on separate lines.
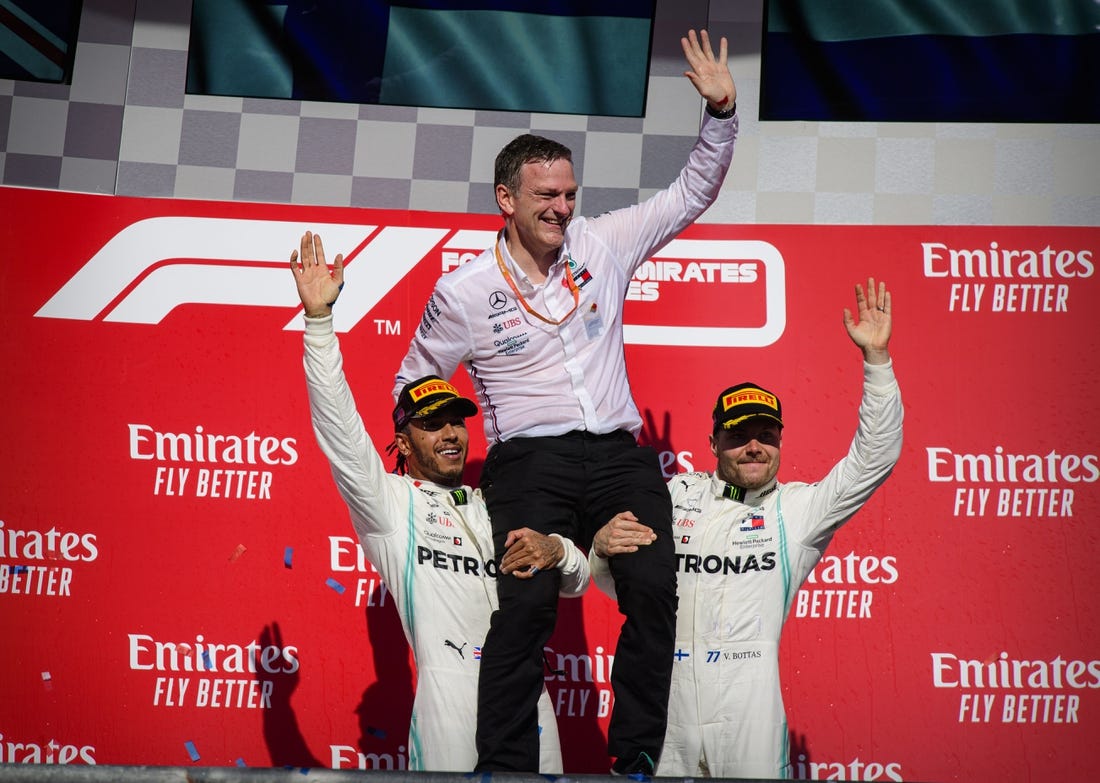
36, 218, 785, 346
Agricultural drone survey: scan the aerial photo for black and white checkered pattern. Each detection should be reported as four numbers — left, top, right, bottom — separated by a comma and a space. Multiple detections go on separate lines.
1, 0, 1097, 225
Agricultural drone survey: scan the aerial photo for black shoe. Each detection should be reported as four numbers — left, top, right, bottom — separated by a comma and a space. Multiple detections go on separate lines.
611, 751, 656, 777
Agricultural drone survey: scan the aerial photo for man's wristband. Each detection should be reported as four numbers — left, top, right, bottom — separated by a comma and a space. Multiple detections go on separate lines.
706, 101, 737, 120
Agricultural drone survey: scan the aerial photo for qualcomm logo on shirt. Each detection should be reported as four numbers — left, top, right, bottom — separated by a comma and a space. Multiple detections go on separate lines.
36, 219, 786, 347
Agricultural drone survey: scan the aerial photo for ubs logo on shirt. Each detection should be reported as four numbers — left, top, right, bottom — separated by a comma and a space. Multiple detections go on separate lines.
426, 512, 455, 528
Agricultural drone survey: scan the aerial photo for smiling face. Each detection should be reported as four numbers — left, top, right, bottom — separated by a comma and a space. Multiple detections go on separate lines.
496, 158, 578, 269
709, 418, 782, 491
395, 413, 469, 487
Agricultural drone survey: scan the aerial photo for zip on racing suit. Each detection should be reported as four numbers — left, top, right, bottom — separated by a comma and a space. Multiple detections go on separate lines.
592, 360, 902, 779
303, 314, 589, 772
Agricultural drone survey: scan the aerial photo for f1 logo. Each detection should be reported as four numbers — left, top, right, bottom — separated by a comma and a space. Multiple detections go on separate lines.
34, 217, 450, 333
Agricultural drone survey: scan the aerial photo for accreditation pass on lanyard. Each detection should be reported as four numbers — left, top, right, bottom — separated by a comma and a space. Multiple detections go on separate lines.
582, 302, 603, 339
494, 233, 580, 326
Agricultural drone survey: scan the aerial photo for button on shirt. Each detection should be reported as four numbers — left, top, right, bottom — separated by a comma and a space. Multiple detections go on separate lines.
396, 112, 738, 445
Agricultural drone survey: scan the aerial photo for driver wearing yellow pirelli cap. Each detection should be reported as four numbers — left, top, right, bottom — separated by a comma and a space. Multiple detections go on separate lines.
291, 231, 590, 772
590, 279, 903, 779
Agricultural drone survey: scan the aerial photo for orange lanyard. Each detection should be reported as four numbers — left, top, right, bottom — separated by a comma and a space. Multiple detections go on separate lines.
494, 235, 580, 326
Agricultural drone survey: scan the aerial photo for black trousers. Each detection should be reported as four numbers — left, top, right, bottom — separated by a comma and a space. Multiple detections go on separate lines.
475, 430, 677, 771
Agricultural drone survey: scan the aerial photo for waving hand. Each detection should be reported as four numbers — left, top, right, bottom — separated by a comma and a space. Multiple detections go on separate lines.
681, 29, 737, 113
290, 231, 344, 318
843, 277, 892, 365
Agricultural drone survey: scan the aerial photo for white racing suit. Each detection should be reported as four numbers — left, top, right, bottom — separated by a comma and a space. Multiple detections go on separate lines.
304, 315, 589, 772
592, 361, 903, 778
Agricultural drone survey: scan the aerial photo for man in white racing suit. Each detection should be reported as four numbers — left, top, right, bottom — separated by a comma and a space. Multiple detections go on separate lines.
291, 231, 589, 772
591, 279, 903, 779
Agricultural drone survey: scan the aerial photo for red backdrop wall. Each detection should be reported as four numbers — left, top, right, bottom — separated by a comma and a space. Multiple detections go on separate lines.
1, 187, 1097, 782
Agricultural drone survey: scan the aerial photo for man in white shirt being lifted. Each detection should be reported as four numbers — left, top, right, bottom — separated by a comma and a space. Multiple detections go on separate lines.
394, 29, 740, 776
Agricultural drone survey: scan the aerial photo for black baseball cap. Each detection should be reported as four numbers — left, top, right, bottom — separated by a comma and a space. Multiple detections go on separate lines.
393, 376, 478, 431
712, 382, 783, 431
